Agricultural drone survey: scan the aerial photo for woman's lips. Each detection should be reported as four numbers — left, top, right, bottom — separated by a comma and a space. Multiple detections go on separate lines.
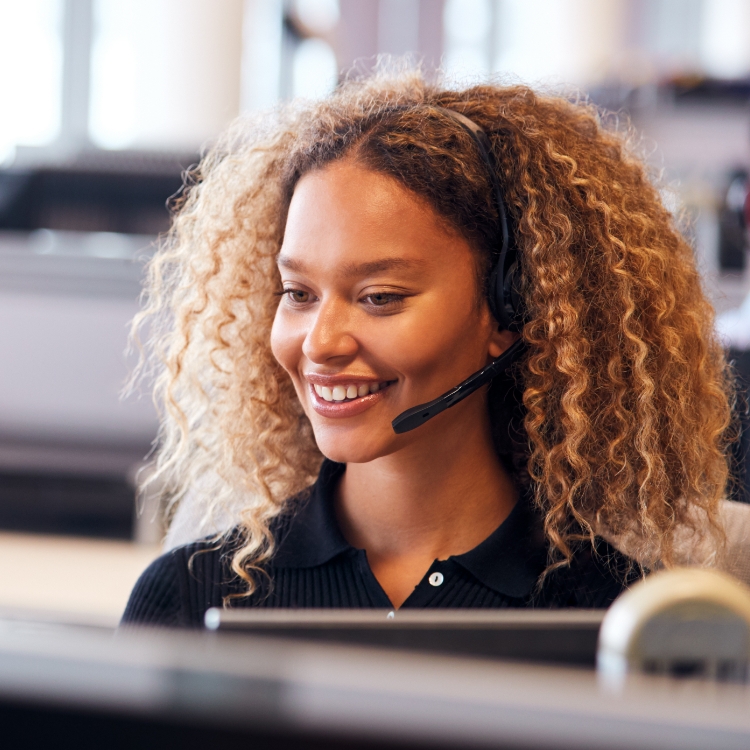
308, 381, 393, 418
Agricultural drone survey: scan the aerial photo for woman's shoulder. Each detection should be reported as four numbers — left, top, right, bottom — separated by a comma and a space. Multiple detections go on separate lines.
120, 533, 244, 628
120, 503, 307, 628
536, 536, 641, 609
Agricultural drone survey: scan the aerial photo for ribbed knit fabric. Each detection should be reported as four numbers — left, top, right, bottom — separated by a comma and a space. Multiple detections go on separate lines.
122, 461, 634, 628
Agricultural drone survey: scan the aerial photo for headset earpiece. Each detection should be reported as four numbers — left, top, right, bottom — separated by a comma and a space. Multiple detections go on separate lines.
493, 258, 523, 333
487, 205, 523, 333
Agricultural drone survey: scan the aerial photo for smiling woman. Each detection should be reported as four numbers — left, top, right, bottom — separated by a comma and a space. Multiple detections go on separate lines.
122, 69, 734, 626
268, 161, 521, 606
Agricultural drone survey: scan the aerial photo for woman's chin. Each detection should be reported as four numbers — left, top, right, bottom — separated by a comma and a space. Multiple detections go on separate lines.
312, 425, 396, 465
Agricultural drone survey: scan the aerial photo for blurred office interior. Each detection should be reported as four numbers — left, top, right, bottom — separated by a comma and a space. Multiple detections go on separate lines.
2, 0, 750, 624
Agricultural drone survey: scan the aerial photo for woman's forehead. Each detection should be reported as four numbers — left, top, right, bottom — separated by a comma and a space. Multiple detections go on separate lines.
279, 161, 474, 277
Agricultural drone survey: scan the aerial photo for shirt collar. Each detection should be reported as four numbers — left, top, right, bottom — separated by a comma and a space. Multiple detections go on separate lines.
272, 460, 351, 569
450, 496, 548, 599
272, 459, 547, 599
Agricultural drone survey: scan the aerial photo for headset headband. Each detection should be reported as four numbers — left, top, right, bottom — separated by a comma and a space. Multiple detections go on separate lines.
391, 106, 525, 434
432, 107, 520, 332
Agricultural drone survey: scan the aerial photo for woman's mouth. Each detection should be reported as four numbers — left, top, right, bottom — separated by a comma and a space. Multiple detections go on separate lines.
312, 381, 388, 402
307, 379, 395, 418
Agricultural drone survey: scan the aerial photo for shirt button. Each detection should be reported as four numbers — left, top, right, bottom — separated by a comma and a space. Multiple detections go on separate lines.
429, 572, 444, 587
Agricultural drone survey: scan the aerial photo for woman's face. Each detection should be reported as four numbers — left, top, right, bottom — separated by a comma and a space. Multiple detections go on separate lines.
271, 159, 513, 463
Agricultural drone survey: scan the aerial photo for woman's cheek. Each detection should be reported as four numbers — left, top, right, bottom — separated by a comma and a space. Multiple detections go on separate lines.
359, 321, 412, 378
382, 315, 440, 379
270, 309, 301, 377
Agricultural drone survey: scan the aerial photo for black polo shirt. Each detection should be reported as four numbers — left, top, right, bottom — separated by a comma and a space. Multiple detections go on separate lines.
122, 460, 633, 628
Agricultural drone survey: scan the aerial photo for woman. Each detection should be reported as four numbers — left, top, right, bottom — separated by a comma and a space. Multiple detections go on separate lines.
123, 71, 733, 627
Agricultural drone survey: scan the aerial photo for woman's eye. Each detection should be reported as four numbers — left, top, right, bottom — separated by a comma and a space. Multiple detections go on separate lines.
364, 292, 404, 308
284, 289, 311, 304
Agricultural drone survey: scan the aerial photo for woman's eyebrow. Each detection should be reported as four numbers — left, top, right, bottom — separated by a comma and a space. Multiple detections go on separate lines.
276, 255, 425, 276
341, 257, 426, 276
277, 255, 305, 271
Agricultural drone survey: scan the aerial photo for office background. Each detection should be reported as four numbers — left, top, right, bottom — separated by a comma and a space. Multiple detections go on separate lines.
1, 0, 750, 623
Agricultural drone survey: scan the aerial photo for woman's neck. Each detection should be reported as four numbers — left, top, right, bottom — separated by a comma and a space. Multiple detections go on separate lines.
334, 405, 517, 607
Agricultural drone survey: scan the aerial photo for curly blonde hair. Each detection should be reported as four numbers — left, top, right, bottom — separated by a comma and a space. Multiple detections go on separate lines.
135, 69, 734, 594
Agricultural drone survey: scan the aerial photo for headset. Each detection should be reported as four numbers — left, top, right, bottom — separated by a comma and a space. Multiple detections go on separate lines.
391, 107, 526, 434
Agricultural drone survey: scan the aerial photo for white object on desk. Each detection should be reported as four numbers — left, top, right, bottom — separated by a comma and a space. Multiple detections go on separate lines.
598, 568, 750, 684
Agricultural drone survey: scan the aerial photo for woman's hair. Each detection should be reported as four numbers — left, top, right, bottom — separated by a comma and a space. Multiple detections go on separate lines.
135, 68, 734, 594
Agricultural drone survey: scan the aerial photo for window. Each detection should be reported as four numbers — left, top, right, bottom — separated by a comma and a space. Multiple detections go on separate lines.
0, 0, 63, 162
443, 0, 493, 81
289, 0, 340, 101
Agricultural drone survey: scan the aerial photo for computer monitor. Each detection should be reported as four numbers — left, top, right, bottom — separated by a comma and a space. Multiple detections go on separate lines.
205, 609, 605, 667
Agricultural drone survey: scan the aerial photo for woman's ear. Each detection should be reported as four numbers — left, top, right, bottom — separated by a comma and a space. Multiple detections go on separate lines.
488, 327, 520, 359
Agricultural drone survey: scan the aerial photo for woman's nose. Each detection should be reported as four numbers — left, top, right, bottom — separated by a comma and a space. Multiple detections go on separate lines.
302, 298, 358, 364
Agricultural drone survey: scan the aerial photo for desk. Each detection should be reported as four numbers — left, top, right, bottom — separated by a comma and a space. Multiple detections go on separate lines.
0, 533, 158, 625
1, 618, 750, 749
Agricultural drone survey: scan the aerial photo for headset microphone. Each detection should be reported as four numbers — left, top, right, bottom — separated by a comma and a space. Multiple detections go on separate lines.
391, 107, 525, 435
391, 338, 524, 434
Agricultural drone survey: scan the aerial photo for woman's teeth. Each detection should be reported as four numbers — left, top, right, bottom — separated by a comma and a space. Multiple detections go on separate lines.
313, 382, 384, 402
